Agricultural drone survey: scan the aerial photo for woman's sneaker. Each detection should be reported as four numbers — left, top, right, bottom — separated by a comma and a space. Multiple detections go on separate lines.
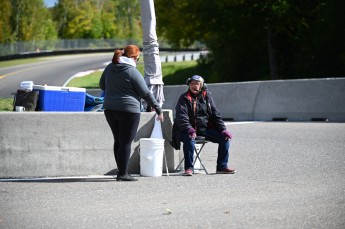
216, 167, 236, 174
184, 169, 193, 176
116, 174, 138, 181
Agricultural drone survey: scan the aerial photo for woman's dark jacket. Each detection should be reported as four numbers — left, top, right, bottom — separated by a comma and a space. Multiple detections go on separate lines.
99, 62, 162, 115
171, 89, 226, 150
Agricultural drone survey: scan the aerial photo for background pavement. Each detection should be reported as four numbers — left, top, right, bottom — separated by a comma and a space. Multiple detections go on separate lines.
0, 53, 113, 98
1, 122, 344, 228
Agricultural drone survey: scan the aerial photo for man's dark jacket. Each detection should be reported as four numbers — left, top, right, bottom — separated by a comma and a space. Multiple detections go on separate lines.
171, 89, 226, 150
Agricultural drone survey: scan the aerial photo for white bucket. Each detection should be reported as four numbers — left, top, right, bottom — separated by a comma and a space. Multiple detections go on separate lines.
140, 138, 165, 177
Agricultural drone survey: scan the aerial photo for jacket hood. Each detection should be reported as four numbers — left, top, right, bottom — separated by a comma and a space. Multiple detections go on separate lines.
108, 62, 134, 73
119, 56, 137, 67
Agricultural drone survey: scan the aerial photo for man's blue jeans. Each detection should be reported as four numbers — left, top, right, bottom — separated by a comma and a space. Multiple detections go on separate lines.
180, 128, 230, 170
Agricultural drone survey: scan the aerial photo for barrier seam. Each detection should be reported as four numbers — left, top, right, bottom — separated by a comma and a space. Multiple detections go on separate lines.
251, 82, 262, 121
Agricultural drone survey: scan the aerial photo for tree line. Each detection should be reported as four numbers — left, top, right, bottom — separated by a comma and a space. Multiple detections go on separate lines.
0, 0, 142, 43
156, 0, 345, 81
1, 0, 344, 82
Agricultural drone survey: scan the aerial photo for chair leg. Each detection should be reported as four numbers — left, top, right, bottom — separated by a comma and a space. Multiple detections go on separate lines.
176, 142, 209, 174
175, 157, 185, 172
193, 143, 209, 174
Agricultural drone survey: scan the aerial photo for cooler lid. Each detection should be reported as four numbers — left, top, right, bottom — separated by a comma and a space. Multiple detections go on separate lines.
33, 85, 86, 92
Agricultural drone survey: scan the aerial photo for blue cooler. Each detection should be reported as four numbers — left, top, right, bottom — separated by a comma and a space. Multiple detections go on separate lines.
33, 85, 86, 112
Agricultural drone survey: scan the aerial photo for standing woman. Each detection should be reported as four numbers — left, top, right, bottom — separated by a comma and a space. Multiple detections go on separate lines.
100, 45, 164, 181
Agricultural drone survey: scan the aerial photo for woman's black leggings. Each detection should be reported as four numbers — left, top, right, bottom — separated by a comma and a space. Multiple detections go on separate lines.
104, 110, 140, 175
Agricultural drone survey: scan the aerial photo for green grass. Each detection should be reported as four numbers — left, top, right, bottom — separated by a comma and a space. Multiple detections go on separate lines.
67, 70, 104, 88
160, 61, 203, 85
66, 61, 200, 88
0, 98, 14, 111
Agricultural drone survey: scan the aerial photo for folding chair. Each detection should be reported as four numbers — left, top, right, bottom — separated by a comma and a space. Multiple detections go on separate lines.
175, 136, 209, 174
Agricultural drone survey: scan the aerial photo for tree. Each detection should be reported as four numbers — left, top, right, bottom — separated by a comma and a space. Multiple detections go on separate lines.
0, 0, 12, 43
53, 0, 141, 41
53, 0, 96, 39
2, 0, 143, 43
99, 0, 117, 39
155, 0, 345, 82
114, 0, 142, 42
8, 0, 57, 42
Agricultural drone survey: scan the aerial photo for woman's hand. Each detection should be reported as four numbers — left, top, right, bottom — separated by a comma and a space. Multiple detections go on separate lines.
156, 114, 164, 122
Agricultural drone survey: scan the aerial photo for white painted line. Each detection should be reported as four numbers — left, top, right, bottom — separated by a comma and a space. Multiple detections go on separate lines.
62, 70, 95, 87
63, 70, 98, 87
62, 61, 108, 87
225, 121, 260, 125
0, 175, 117, 182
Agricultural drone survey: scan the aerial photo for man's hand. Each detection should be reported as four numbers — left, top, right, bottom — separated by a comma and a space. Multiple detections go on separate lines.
188, 128, 196, 139
222, 130, 232, 140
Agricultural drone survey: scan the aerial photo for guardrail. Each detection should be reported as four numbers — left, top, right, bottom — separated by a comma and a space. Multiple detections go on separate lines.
0, 38, 206, 59
0, 48, 207, 62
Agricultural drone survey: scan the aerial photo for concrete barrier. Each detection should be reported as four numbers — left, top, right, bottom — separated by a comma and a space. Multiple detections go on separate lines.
2, 78, 344, 178
253, 78, 345, 121
0, 110, 176, 178
87, 78, 345, 122
164, 78, 345, 122
206, 82, 261, 121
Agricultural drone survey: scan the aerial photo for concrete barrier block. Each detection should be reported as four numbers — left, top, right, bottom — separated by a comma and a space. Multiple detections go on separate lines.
162, 82, 260, 121
253, 78, 345, 121
207, 82, 260, 121
162, 86, 188, 116
89, 78, 345, 122
86, 89, 103, 97
0, 112, 112, 178
0, 110, 176, 178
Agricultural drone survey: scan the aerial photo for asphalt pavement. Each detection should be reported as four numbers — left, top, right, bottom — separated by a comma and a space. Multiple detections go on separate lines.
1, 122, 344, 228
0, 51, 202, 98
0, 53, 113, 98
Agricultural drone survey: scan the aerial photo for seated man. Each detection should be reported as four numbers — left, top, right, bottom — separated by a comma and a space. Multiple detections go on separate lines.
173, 75, 236, 176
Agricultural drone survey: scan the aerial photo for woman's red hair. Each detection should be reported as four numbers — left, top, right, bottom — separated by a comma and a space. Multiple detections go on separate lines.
112, 45, 140, 64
